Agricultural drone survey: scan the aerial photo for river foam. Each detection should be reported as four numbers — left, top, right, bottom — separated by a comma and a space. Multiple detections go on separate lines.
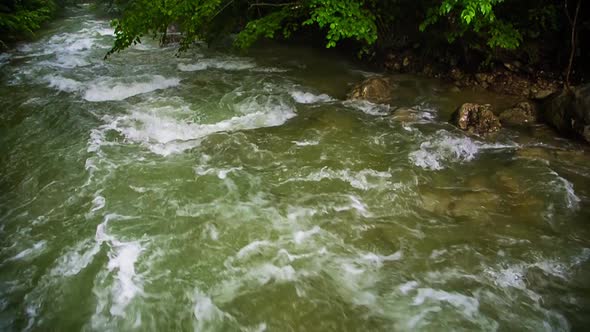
3, 6, 590, 331
408, 130, 516, 170
282, 167, 392, 190
344, 100, 391, 116
289, 90, 335, 104
178, 58, 256, 71
45, 75, 83, 93
92, 214, 145, 324
84, 75, 181, 102
121, 107, 295, 155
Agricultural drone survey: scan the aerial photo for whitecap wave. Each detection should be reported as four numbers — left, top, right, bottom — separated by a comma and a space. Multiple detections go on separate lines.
399, 280, 419, 295
409, 130, 480, 170
360, 250, 403, 267
115, 105, 295, 155
344, 100, 391, 116
92, 214, 144, 320
0, 53, 10, 67
51, 239, 102, 276
249, 264, 297, 285
412, 288, 479, 318
283, 167, 392, 190
84, 75, 180, 102
178, 58, 255, 71
392, 105, 438, 123
549, 171, 581, 210
193, 290, 226, 330
293, 226, 321, 245
106, 241, 143, 316
8, 241, 47, 261
45, 75, 82, 93
236, 240, 271, 260
251, 67, 288, 73
289, 90, 334, 104
292, 140, 319, 146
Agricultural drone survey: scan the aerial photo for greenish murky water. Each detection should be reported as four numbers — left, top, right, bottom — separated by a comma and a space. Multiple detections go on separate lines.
1, 6, 590, 331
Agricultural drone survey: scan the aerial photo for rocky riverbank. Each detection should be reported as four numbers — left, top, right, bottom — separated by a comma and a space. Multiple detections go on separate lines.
348, 67, 590, 145
381, 49, 562, 99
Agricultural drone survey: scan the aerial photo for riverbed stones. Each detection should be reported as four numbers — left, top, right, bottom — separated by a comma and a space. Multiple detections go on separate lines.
516, 146, 588, 164
348, 76, 396, 104
392, 107, 419, 122
542, 84, 590, 144
420, 189, 501, 220
451, 103, 501, 135
499, 101, 539, 126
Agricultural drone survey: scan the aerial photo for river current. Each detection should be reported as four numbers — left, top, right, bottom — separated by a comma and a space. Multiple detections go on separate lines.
1, 6, 589, 331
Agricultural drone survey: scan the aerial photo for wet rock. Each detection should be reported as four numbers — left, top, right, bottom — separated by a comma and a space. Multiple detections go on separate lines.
402, 56, 411, 67
422, 64, 434, 77
392, 107, 420, 122
420, 189, 501, 219
531, 89, 554, 100
503, 61, 521, 73
392, 107, 424, 122
499, 101, 539, 126
542, 84, 590, 144
420, 191, 452, 215
384, 53, 402, 72
449, 68, 465, 83
498, 173, 520, 194
462, 70, 559, 98
451, 103, 501, 135
448, 191, 501, 218
348, 76, 396, 104
475, 72, 494, 85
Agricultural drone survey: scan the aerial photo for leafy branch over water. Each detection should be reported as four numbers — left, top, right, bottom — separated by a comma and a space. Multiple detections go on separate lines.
2, 0, 587, 81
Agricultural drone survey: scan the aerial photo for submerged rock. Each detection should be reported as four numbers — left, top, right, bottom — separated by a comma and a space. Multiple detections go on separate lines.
348, 76, 396, 104
499, 101, 539, 126
542, 84, 590, 144
420, 189, 501, 219
451, 103, 501, 135
516, 146, 588, 164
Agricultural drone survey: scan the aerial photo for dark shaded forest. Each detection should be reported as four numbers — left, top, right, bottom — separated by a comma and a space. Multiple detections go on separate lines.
2, 1, 589, 84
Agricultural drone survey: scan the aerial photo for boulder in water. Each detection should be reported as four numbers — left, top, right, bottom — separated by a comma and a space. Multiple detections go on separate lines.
542, 84, 590, 144
516, 146, 588, 164
499, 101, 539, 126
451, 103, 501, 135
420, 188, 501, 220
348, 76, 396, 104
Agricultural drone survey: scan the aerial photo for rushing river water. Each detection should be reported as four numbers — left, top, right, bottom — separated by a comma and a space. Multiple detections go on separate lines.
1, 6, 590, 331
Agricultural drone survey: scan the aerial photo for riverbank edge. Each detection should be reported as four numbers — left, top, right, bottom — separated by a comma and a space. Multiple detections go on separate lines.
370, 48, 590, 146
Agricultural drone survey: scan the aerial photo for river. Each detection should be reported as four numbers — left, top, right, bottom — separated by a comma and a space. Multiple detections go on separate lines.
1, 5, 589, 331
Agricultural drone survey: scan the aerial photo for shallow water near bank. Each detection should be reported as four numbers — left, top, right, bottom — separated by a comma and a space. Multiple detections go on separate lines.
1, 5, 590, 331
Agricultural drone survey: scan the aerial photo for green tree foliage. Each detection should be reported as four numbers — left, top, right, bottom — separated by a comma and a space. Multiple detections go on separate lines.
106, 0, 227, 55
106, 0, 380, 55
27, 0, 582, 78
302, 0, 377, 48
0, 0, 76, 47
105, 1, 574, 59
420, 0, 523, 49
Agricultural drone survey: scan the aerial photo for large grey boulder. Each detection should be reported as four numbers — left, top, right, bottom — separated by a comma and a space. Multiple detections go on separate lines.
348, 76, 396, 104
451, 103, 501, 135
543, 84, 590, 143
499, 101, 539, 126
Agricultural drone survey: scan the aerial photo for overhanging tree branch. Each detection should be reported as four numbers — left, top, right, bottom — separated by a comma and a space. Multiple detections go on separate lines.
565, 0, 581, 91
